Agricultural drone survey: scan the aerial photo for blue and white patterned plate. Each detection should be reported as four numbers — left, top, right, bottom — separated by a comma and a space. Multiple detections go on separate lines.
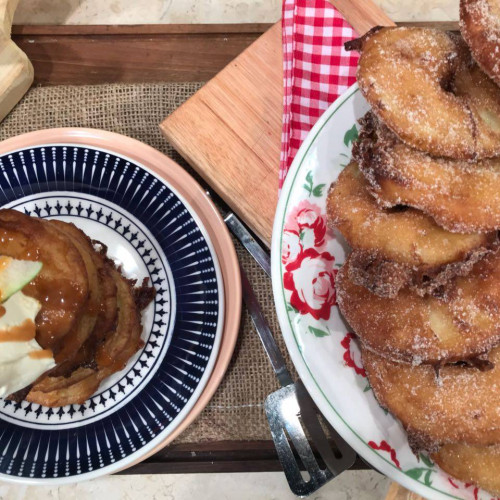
0, 137, 225, 483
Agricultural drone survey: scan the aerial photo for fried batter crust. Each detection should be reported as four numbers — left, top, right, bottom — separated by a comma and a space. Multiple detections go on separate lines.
326, 162, 497, 296
43, 220, 102, 367
0, 209, 89, 351
460, 0, 500, 87
0, 213, 155, 407
44, 221, 118, 374
337, 250, 500, 364
355, 112, 500, 233
26, 266, 151, 407
353, 27, 500, 159
25, 220, 154, 407
432, 443, 500, 495
362, 345, 500, 450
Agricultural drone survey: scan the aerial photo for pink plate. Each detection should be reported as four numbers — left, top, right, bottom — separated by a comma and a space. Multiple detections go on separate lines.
0, 128, 241, 480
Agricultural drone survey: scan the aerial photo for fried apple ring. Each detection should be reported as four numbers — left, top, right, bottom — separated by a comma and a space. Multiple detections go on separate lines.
43, 220, 101, 366
326, 162, 497, 297
432, 443, 500, 495
337, 250, 500, 364
351, 27, 500, 159
461, 0, 500, 87
0, 209, 89, 349
27, 266, 149, 407
355, 112, 500, 234
362, 345, 500, 451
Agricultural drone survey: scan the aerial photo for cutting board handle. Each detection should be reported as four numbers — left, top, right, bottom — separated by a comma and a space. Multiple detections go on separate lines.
0, 0, 19, 38
328, 0, 396, 34
0, 0, 34, 122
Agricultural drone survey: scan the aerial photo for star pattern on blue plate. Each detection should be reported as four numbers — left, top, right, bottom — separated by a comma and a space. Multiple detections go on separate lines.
0, 144, 221, 481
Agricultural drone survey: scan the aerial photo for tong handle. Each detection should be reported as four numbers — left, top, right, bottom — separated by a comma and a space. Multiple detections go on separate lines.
240, 267, 293, 387
225, 213, 271, 278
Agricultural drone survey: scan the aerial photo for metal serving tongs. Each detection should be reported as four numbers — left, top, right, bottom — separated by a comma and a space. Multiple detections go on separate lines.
225, 213, 356, 496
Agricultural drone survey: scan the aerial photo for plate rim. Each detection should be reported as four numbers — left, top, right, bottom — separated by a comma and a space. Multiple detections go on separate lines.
271, 84, 465, 500
0, 128, 242, 483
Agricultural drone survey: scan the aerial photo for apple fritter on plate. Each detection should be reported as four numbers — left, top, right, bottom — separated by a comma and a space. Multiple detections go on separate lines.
337, 249, 500, 365
326, 162, 497, 297
354, 112, 500, 233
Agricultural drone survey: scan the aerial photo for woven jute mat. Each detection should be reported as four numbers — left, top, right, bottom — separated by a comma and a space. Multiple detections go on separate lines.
0, 83, 297, 443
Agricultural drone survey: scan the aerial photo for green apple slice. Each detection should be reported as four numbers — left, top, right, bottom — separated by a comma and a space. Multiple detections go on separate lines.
0, 257, 42, 303
0, 291, 54, 397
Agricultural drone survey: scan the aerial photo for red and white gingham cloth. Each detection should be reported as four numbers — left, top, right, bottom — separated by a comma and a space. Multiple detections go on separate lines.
280, 0, 359, 188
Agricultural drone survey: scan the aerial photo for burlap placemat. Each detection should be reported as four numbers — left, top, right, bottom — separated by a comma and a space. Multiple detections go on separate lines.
0, 83, 297, 443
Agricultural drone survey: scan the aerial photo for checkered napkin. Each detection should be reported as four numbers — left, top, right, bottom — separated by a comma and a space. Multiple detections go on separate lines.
280, 0, 359, 188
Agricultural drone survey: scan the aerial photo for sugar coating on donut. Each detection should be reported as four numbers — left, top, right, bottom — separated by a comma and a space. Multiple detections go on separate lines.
337, 248, 500, 365
354, 111, 500, 233
362, 345, 500, 451
347, 243, 496, 298
432, 443, 500, 495
354, 27, 500, 159
326, 162, 496, 290
461, 0, 500, 85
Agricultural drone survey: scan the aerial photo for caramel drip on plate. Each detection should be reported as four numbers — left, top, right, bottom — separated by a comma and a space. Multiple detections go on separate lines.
0, 319, 36, 342
0, 306, 6, 318
28, 349, 53, 360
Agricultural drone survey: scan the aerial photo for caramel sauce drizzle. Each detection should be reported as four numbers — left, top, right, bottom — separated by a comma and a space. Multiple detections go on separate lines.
0, 319, 36, 342
28, 349, 53, 360
23, 278, 84, 348
0, 306, 6, 318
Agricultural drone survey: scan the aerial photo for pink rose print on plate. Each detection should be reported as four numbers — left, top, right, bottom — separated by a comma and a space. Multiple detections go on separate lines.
282, 229, 303, 268
283, 247, 337, 320
340, 333, 366, 377
284, 200, 329, 255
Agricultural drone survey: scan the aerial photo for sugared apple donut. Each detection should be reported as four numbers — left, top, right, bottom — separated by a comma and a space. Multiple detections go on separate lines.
461, 0, 500, 87
349, 27, 500, 159
354, 112, 500, 234
362, 344, 500, 451
326, 162, 497, 297
337, 250, 500, 365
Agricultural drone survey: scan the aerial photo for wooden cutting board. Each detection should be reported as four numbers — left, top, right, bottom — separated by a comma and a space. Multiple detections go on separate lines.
161, 22, 282, 246
160, 1, 395, 247
0, 0, 33, 121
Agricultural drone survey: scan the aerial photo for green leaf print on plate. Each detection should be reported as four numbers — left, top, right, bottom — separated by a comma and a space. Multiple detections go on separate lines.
312, 184, 326, 197
419, 454, 434, 469
303, 171, 327, 197
308, 326, 330, 338
343, 124, 358, 147
404, 458, 436, 487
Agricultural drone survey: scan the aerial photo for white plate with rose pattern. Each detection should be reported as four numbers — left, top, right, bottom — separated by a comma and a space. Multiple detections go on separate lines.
271, 84, 493, 500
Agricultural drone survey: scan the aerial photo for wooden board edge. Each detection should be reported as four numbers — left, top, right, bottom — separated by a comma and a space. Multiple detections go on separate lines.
12, 20, 459, 37
118, 440, 369, 474
12, 24, 273, 85
12, 23, 275, 36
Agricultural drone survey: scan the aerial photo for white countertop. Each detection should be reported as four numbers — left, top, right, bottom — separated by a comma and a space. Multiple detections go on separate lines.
0, 470, 390, 499
14, 0, 458, 24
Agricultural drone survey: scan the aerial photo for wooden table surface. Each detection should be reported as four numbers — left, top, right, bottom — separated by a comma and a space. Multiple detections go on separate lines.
12, 22, 457, 86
